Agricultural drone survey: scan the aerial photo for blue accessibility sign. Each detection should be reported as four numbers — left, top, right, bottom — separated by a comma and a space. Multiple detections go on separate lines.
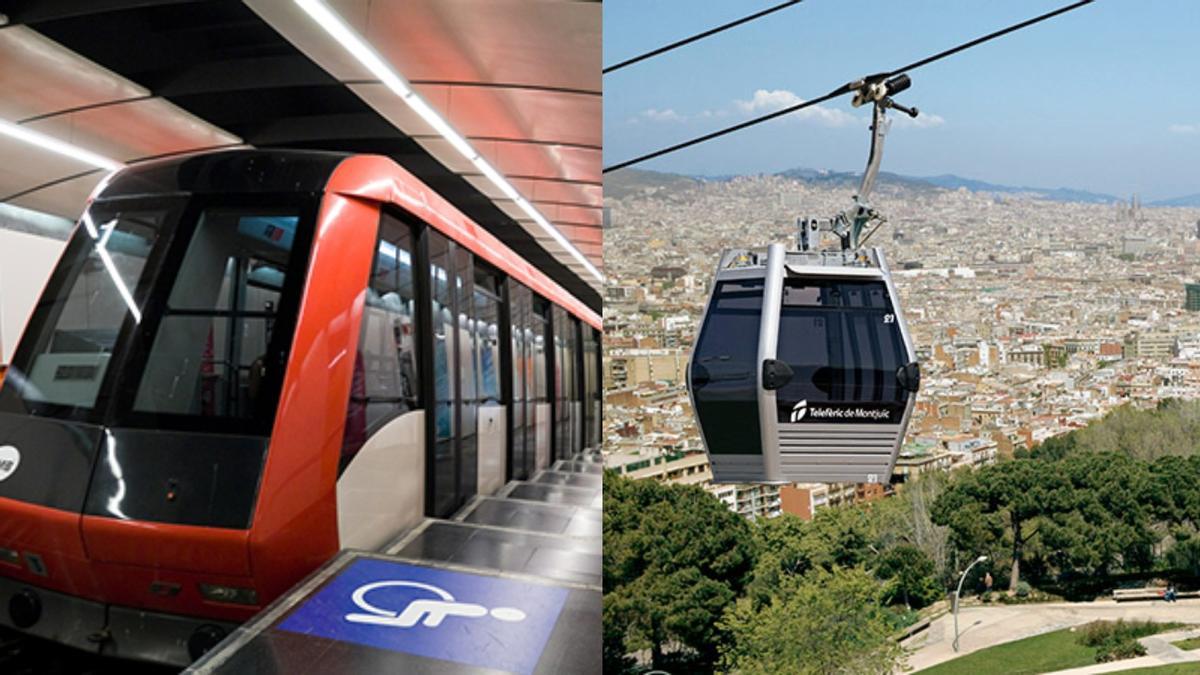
277, 558, 570, 674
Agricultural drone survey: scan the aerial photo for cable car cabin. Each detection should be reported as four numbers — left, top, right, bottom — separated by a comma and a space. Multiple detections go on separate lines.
0, 150, 601, 666
688, 243, 919, 485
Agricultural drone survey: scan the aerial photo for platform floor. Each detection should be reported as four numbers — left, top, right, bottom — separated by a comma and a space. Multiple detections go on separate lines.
188, 454, 603, 674
458, 496, 601, 538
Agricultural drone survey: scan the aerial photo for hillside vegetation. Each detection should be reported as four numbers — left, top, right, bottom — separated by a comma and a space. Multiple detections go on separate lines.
1025, 399, 1200, 461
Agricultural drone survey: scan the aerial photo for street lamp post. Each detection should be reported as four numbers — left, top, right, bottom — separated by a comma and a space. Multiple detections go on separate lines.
953, 555, 989, 652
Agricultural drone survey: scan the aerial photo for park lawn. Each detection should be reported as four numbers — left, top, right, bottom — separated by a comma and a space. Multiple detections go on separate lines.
918, 628, 1099, 675
1170, 635, 1200, 651
919, 623, 1184, 675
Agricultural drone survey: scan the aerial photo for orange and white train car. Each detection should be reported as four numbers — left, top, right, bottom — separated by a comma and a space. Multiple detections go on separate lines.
0, 150, 602, 665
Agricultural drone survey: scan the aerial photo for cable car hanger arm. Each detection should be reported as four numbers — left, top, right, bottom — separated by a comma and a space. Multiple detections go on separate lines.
799, 74, 916, 253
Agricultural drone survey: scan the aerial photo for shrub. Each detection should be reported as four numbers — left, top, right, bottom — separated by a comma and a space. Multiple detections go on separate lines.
1015, 580, 1032, 598
1076, 619, 1173, 647
884, 606, 921, 632
1076, 620, 1181, 663
1094, 638, 1146, 663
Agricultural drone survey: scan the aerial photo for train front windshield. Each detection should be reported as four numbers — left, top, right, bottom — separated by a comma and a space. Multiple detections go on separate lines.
0, 195, 314, 434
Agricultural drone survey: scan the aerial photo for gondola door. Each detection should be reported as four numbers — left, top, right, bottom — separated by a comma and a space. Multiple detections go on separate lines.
689, 244, 788, 483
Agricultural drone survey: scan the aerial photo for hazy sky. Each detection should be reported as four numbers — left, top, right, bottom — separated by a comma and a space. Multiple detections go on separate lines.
604, 1, 1200, 201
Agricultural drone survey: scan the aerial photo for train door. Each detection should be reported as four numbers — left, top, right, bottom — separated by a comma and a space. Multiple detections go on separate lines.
507, 282, 531, 480
472, 264, 506, 495
571, 318, 584, 454
426, 230, 488, 517
551, 307, 566, 462
550, 306, 582, 462
582, 326, 600, 451
532, 296, 552, 472
337, 210, 425, 548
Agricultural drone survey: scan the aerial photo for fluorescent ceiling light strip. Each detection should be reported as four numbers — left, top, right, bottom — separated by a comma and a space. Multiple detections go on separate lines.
0, 118, 123, 172
294, 0, 604, 284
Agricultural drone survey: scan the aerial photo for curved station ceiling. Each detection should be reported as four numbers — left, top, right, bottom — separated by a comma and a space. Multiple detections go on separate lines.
0, 0, 602, 309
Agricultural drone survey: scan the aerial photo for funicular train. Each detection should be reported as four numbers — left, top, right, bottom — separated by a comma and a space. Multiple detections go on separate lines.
0, 149, 602, 665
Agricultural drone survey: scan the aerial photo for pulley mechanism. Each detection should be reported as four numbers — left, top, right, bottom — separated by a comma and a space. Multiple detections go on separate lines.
798, 74, 919, 254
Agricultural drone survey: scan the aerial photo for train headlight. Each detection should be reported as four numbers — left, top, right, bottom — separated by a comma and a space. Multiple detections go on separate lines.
188, 623, 227, 661
9, 588, 41, 628
198, 584, 258, 606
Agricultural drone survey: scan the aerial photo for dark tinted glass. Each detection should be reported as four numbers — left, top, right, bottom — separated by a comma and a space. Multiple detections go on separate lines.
456, 246, 477, 498
691, 279, 763, 455
342, 214, 421, 469
2, 194, 317, 435
429, 232, 458, 516
133, 208, 300, 419
474, 279, 501, 404
509, 282, 530, 479
0, 201, 174, 417
582, 326, 600, 450
776, 278, 906, 404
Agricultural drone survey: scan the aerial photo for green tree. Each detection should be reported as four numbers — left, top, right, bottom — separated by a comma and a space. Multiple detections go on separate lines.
1072, 400, 1200, 461
1166, 536, 1200, 575
1023, 430, 1079, 461
932, 459, 1065, 591
745, 513, 811, 603
745, 507, 873, 603
603, 472, 755, 672
876, 544, 943, 609
871, 473, 953, 584
1039, 453, 1156, 577
1024, 400, 1200, 462
719, 567, 904, 675
1148, 455, 1200, 529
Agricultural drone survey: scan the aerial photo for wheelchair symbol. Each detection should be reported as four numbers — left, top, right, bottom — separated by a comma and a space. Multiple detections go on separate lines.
344, 580, 527, 628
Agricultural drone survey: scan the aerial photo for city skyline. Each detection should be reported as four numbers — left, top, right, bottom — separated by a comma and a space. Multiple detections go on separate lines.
602, 169, 1200, 521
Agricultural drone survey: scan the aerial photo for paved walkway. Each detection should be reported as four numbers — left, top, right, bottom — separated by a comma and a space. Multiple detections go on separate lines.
905, 598, 1200, 672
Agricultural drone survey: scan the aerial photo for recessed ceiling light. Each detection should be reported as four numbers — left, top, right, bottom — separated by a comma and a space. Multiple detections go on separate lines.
293, 0, 603, 284
0, 118, 122, 172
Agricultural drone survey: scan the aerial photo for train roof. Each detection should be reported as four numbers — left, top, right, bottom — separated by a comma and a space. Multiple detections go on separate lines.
94, 149, 601, 330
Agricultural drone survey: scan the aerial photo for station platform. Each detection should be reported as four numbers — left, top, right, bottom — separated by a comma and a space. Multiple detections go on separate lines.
186, 454, 604, 674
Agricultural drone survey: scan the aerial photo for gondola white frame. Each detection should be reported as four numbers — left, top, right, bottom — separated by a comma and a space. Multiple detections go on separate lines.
688, 244, 918, 485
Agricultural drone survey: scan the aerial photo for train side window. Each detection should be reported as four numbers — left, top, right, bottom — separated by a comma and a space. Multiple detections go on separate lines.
473, 265, 502, 404
427, 232, 459, 514
582, 326, 600, 449
508, 282, 530, 477
341, 213, 421, 468
532, 297, 549, 402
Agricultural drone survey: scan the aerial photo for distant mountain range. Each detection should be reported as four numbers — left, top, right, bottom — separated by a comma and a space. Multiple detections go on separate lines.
605, 167, 1199, 207
1150, 193, 1200, 207
774, 168, 1130, 204
603, 168, 701, 200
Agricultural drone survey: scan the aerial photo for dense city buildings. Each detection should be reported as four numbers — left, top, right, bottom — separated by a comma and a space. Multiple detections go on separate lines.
603, 170, 1200, 521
